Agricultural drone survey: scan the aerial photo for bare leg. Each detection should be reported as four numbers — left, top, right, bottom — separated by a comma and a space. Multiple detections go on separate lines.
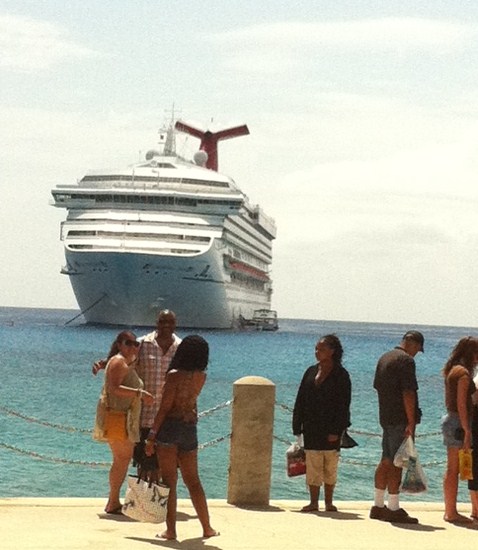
301, 485, 319, 512
374, 458, 402, 494
106, 440, 134, 512
470, 490, 478, 519
324, 483, 337, 511
178, 450, 218, 538
157, 446, 178, 540
444, 448, 470, 522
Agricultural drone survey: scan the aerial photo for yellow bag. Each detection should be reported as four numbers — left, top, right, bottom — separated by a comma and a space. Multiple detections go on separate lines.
459, 449, 473, 481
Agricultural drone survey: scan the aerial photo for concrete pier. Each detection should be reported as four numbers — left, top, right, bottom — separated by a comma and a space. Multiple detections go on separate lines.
2, 498, 478, 549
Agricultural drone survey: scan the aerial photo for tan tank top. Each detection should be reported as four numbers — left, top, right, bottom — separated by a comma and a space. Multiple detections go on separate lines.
105, 356, 143, 412
445, 365, 472, 414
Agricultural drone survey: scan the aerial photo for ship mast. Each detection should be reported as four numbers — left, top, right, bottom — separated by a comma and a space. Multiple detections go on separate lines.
175, 120, 250, 171
160, 105, 181, 157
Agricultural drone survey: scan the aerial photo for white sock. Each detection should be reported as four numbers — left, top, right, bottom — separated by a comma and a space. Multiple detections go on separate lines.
374, 489, 385, 508
388, 494, 399, 511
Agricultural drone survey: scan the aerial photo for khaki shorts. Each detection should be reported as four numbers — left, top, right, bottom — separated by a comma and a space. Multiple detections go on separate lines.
305, 450, 339, 486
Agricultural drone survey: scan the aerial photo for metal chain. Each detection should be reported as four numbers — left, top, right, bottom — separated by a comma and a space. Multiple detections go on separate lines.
275, 402, 445, 440
276, 402, 293, 413
0, 442, 111, 468
198, 434, 231, 450
0, 400, 446, 469
0, 400, 232, 434
0, 401, 441, 440
198, 400, 231, 418
273, 435, 293, 446
0, 405, 91, 434
0, 433, 232, 468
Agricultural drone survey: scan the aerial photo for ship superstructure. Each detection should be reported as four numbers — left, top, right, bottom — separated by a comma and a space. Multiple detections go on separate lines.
51, 118, 277, 328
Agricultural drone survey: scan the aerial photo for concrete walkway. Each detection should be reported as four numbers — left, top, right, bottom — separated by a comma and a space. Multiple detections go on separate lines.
2, 498, 478, 550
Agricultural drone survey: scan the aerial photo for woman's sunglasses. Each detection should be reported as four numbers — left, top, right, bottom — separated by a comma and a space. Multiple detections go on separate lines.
123, 339, 140, 348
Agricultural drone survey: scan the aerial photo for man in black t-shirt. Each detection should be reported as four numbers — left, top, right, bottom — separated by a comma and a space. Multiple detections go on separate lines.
370, 330, 424, 524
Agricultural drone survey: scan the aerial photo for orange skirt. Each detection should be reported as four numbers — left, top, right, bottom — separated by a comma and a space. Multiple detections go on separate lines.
104, 409, 128, 441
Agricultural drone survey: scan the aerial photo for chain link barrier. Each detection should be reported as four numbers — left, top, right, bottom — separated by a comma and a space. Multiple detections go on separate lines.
198, 400, 231, 419
0, 405, 92, 434
0, 401, 232, 468
0, 400, 446, 469
274, 402, 447, 468
0, 442, 111, 468
199, 434, 231, 450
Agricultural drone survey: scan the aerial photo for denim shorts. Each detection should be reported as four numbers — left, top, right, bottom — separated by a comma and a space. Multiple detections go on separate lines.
381, 424, 407, 461
441, 412, 465, 448
157, 417, 198, 453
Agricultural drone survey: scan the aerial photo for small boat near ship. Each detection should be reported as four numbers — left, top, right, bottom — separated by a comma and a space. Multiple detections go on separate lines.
239, 309, 279, 331
51, 115, 277, 329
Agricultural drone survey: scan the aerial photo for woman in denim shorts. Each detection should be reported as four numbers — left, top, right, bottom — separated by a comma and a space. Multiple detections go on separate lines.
145, 335, 218, 540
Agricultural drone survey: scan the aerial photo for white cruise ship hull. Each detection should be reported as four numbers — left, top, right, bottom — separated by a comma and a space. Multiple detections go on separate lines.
65, 245, 271, 329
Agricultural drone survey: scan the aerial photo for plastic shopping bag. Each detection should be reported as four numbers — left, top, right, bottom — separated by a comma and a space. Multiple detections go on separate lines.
286, 441, 306, 477
393, 436, 416, 468
401, 456, 428, 493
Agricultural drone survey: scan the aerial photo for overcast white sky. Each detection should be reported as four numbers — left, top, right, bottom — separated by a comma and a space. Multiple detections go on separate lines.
2, 0, 478, 327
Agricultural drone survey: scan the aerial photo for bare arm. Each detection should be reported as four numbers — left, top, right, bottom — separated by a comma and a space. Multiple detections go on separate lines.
402, 389, 416, 438
148, 371, 178, 437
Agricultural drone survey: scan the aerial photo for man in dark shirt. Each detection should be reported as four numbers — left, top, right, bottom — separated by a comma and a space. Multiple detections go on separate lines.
370, 330, 424, 524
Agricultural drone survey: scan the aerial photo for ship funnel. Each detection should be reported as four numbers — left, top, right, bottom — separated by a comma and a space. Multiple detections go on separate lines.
175, 120, 249, 171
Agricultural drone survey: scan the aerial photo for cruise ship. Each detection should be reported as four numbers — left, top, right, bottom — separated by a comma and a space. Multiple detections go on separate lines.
51, 118, 277, 328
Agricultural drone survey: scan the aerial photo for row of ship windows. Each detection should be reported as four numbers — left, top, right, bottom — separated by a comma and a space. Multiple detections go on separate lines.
68, 245, 200, 254
55, 194, 240, 208
226, 214, 274, 246
66, 230, 210, 243
224, 229, 271, 267
230, 272, 267, 291
54, 194, 240, 208
229, 247, 268, 273
80, 175, 230, 188
228, 213, 276, 243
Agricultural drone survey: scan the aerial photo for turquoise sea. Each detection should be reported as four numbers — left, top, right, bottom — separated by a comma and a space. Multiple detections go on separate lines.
1, 307, 476, 504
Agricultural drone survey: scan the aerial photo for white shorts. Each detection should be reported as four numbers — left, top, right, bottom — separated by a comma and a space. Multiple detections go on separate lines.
305, 450, 339, 486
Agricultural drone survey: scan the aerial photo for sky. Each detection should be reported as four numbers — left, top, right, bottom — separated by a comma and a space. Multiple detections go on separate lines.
3, 0, 478, 327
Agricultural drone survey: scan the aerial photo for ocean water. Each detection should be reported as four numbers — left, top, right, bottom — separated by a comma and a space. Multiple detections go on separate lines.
0, 307, 476, 504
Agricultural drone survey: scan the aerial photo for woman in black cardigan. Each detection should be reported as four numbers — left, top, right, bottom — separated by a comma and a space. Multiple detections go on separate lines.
293, 334, 352, 513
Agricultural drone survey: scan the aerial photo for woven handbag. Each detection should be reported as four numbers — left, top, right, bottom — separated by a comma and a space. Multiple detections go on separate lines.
122, 475, 169, 523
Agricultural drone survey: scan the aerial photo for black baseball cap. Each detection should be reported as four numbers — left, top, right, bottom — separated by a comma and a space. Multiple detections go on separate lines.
403, 330, 425, 352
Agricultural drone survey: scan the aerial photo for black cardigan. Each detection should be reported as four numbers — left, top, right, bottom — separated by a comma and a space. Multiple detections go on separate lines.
292, 364, 351, 450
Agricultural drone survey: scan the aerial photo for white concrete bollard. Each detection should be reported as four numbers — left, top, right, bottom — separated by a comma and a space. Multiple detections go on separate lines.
227, 375, 276, 506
